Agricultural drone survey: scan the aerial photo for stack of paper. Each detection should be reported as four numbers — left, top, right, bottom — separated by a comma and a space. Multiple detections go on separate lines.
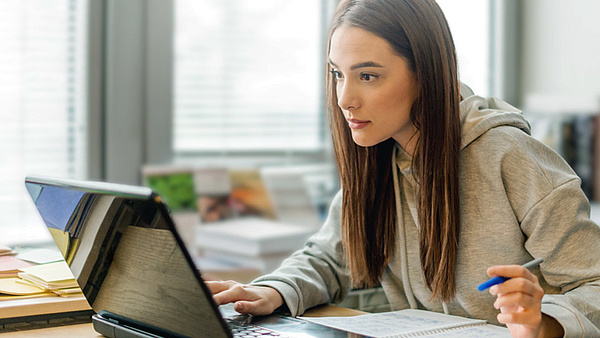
0, 256, 34, 278
0, 277, 55, 300
0, 244, 16, 256
0, 247, 59, 301
0, 246, 84, 302
18, 261, 82, 297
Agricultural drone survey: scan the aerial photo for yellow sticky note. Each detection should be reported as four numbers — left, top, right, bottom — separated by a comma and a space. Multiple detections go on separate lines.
0, 277, 46, 295
19, 261, 75, 282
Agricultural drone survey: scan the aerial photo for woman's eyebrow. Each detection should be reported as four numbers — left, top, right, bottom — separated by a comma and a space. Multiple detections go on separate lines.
350, 61, 384, 70
328, 59, 384, 70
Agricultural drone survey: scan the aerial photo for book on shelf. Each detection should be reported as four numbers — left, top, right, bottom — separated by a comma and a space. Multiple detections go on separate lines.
260, 166, 322, 229
529, 113, 598, 200
228, 169, 277, 220
558, 115, 595, 199
301, 308, 510, 337
525, 93, 600, 201
194, 167, 234, 223
196, 217, 314, 257
142, 165, 197, 213
142, 165, 323, 230
194, 167, 278, 223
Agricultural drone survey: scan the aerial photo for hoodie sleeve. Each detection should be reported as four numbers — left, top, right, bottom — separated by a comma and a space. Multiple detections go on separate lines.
250, 190, 351, 317
520, 178, 600, 337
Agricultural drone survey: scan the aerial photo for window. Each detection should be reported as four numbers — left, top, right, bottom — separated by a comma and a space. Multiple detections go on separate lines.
172, 0, 497, 162
437, 0, 492, 97
0, 0, 88, 245
172, 0, 330, 160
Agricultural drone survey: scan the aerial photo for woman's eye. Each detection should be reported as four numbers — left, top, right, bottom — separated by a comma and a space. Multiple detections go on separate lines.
330, 69, 343, 80
360, 73, 377, 81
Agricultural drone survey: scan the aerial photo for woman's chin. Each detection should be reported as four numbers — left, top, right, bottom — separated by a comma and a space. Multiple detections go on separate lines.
351, 136, 378, 148
352, 133, 383, 147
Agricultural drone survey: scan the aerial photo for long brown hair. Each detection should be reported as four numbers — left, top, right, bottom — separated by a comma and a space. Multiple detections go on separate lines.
327, 0, 461, 301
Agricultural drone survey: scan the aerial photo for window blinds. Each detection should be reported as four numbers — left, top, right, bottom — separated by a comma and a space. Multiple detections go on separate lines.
173, 0, 325, 155
0, 0, 87, 244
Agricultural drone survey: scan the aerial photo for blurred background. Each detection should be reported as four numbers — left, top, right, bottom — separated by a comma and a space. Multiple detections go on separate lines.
2, 0, 600, 246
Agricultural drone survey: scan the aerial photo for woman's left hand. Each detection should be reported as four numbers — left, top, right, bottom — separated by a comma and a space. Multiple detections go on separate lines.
487, 265, 563, 338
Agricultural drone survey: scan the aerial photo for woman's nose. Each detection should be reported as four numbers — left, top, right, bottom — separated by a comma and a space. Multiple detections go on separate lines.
337, 82, 360, 111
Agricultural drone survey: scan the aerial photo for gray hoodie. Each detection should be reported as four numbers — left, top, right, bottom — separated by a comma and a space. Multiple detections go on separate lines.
253, 90, 600, 337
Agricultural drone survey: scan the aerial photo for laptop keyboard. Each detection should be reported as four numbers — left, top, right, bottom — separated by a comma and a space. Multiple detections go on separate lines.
225, 317, 288, 337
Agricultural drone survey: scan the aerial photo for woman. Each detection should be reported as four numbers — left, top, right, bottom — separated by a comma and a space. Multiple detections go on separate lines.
207, 1, 600, 336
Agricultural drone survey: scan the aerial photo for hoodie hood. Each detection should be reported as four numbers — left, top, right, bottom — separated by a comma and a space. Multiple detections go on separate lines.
459, 84, 530, 150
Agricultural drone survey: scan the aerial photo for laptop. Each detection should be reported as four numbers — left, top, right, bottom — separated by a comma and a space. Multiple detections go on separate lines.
24, 175, 360, 338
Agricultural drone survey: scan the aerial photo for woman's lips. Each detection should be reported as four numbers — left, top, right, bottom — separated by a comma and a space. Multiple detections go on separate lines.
347, 118, 370, 129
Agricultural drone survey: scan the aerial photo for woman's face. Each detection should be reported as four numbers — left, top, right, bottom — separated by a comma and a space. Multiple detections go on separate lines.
329, 25, 419, 150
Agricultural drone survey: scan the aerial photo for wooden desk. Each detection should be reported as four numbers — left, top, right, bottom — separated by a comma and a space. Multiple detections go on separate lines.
0, 304, 364, 337
0, 296, 91, 319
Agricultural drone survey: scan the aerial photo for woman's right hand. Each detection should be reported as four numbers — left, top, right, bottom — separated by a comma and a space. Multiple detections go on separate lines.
206, 280, 284, 316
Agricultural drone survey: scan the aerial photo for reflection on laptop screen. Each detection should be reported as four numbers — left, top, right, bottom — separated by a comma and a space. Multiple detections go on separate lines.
25, 177, 229, 337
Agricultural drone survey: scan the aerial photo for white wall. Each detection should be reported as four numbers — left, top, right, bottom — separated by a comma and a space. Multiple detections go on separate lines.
521, 0, 600, 102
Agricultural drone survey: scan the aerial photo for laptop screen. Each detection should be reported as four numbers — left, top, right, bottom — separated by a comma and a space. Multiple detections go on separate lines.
25, 176, 230, 337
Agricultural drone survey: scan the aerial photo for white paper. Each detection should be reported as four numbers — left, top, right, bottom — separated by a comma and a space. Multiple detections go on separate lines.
300, 309, 490, 338
16, 248, 64, 264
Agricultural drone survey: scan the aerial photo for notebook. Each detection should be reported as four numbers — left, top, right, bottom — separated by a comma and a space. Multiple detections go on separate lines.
24, 175, 357, 338
301, 309, 511, 337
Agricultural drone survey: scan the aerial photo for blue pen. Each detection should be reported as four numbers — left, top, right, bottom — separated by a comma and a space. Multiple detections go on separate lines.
477, 257, 544, 292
